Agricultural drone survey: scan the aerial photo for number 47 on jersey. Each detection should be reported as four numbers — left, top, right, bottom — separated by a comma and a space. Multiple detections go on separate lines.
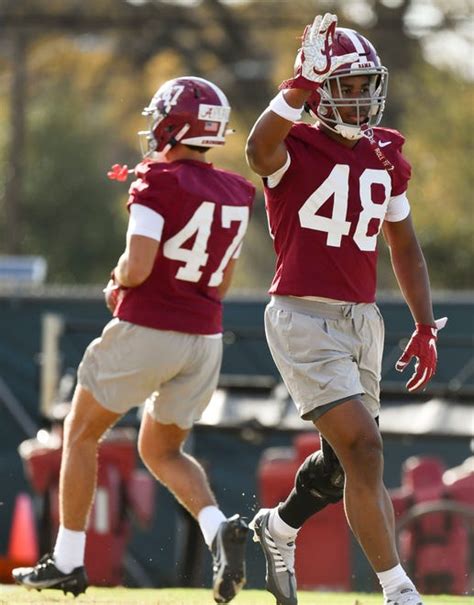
163, 202, 249, 287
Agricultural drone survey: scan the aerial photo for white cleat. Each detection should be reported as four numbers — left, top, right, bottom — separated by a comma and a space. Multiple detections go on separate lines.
384, 585, 424, 605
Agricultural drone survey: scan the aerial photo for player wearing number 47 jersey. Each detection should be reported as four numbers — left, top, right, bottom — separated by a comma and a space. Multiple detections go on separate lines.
246, 13, 446, 605
13, 76, 254, 604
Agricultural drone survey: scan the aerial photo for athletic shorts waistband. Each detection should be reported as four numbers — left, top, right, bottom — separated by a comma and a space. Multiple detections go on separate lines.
268, 295, 375, 320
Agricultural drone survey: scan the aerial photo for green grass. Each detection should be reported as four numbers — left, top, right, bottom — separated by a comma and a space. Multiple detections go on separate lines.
0, 586, 471, 605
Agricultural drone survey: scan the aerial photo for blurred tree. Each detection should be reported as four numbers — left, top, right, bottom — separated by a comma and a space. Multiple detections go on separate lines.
22, 83, 126, 283
397, 64, 473, 289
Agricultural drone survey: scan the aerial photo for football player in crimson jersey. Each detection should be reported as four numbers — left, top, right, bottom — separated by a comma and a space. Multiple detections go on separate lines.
246, 14, 445, 605
13, 77, 255, 603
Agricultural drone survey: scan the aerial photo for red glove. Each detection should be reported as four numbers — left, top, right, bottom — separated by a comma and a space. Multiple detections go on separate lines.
396, 318, 447, 392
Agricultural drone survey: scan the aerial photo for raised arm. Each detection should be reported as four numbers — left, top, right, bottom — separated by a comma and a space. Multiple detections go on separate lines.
245, 13, 358, 177
246, 90, 310, 177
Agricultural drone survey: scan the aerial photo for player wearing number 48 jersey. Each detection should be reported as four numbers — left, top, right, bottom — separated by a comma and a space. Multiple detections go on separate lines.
265, 123, 411, 302
246, 13, 446, 605
13, 76, 254, 604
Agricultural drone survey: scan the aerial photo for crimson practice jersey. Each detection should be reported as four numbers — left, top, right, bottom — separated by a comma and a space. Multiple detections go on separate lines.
116, 159, 255, 334
264, 124, 411, 302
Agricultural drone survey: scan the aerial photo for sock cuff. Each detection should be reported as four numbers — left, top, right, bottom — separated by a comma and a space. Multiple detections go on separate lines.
198, 506, 226, 547
270, 507, 299, 540
377, 564, 414, 595
377, 563, 404, 583
53, 525, 86, 573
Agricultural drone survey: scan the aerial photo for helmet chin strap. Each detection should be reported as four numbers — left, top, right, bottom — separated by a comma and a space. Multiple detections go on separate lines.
162, 124, 191, 155
316, 104, 365, 141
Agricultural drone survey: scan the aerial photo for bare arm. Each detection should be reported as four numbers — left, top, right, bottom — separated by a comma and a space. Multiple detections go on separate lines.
245, 90, 310, 177
114, 234, 160, 288
383, 214, 435, 326
245, 13, 358, 177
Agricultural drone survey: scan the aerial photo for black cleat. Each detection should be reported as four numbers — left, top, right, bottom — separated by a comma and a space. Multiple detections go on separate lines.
12, 553, 88, 597
211, 514, 249, 603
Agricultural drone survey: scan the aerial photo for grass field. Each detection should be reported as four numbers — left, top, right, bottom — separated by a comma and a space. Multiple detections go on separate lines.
0, 586, 471, 605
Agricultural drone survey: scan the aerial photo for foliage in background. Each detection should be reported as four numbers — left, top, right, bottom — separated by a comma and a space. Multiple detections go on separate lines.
400, 65, 473, 289
377, 63, 473, 290
0, 0, 472, 289
23, 86, 126, 283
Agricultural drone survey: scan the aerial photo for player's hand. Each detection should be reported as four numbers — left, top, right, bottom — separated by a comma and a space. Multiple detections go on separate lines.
103, 279, 124, 314
396, 317, 447, 392
281, 13, 358, 91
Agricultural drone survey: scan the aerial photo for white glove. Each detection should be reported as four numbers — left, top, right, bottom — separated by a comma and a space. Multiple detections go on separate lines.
281, 13, 358, 90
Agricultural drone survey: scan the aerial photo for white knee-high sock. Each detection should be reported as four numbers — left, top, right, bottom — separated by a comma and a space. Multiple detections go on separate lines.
53, 525, 86, 573
198, 505, 226, 547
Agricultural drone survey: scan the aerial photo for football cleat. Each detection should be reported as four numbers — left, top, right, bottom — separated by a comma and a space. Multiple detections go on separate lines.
250, 508, 297, 605
211, 514, 249, 603
385, 585, 424, 605
12, 553, 88, 597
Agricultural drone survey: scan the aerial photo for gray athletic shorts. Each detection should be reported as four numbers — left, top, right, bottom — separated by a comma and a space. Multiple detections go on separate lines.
265, 296, 384, 421
78, 319, 223, 429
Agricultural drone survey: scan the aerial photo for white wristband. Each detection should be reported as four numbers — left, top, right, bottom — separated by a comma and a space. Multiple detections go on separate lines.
268, 91, 303, 122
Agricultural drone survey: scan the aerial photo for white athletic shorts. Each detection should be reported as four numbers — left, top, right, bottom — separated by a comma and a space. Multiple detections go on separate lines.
78, 319, 223, 429
264, 296, 384, 421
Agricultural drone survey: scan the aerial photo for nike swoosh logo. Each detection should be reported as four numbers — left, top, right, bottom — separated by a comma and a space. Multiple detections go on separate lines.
24, 577, 75, 589
379, 141, 391, 148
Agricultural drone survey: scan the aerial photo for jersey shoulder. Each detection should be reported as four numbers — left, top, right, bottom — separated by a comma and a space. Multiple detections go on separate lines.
286, 123, 351, 161
282, 123, 329, 168
170, 161, 256, 209
127, 161, 179, 211
372, 127, 412, 195
129, 159, 255, 218
286, 122, 322, 147
132, 159, 179, 184
372, 127, 406, 149
210, 166, 256, 204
